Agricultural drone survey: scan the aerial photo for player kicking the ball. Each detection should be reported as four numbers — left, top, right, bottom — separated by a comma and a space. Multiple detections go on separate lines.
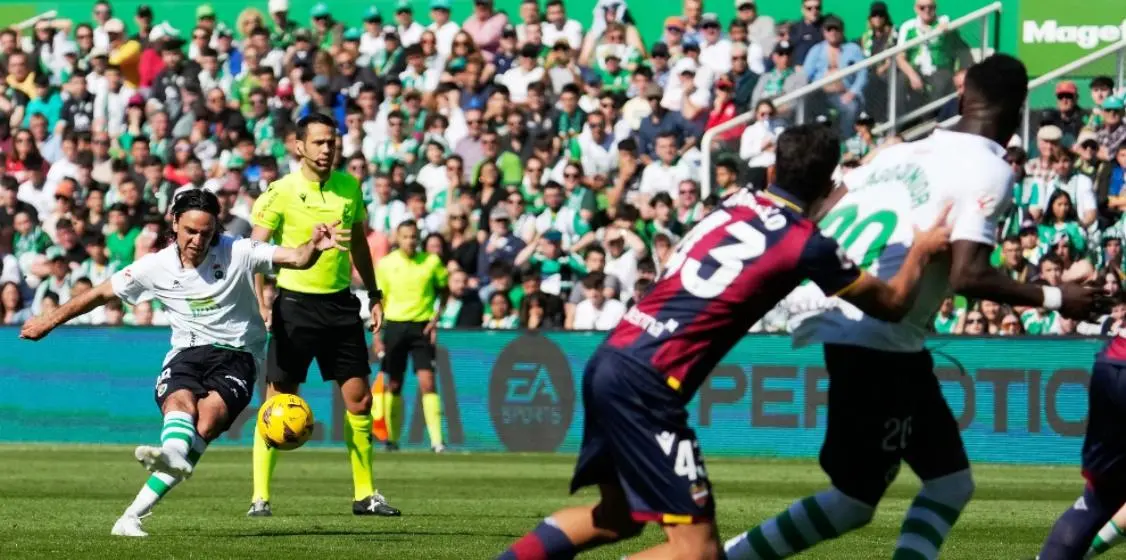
724, 55, 1099, 560
498, 124, 953, 560
19, 189, 347, 537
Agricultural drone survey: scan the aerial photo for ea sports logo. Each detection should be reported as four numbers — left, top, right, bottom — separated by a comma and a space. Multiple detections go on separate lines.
489, 334, 574, 452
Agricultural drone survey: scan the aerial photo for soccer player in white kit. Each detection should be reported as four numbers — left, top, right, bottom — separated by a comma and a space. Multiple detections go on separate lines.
20, 189, 349, 537
724, 55, 1100, 560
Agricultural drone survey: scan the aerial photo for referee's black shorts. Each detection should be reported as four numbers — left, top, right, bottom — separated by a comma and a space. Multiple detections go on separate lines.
380, 321, 436, 377
266, 288, 371, 385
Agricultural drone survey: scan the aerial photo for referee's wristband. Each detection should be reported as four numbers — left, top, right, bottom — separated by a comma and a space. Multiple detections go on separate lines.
1042, 286, 1062, 311
368, 289, 383, 304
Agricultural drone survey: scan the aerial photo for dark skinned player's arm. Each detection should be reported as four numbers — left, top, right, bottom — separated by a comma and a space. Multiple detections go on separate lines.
948, 240, 1045, 306
837, 203, 953, 323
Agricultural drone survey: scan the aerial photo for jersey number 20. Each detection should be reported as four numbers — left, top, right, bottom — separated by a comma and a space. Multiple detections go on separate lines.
663, 210, 767, 298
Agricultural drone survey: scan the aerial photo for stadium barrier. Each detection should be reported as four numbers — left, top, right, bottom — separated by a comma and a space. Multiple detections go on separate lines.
0, 328, 1104, 464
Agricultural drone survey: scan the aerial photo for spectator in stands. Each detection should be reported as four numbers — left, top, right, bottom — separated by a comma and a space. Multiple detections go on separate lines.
999, 312, 1024, 336
463, 0, 508, 61
571, 271, 624, 330
32, 246, 72, 314
1087, 76, 1115, 130
1041, 81, 1088, 146
859, 1, 896, 121
436, 269, 484, 328
790, 0, 823, 64
1000, 235, 1033, 283
635, 84, 693, 163
483, 290, 518, 328
1050, 150, 1098, 231
740, 100, 779, 189
751, 41, 806, 119
895, 0, 969, 111
1098, 144, 1126, 227
0, 280, 29, 325
1097, 95, 1126, 162
962, 309, 987, 335
802, 14, 866, 136
735, 0, 776, 56
932, 295, 963, 334
477, 205, 526, 283
843, 112, 877, 163
1027, 125, 1062, 187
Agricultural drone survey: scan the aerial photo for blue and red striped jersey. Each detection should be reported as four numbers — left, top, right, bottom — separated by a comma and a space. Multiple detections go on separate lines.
604, 190, 862, 398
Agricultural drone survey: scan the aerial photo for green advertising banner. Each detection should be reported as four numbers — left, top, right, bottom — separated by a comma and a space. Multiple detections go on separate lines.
1018, 0, 1126, 75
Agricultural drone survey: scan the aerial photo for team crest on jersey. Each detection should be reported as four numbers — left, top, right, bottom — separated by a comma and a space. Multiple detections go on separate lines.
690, 482, 710, 507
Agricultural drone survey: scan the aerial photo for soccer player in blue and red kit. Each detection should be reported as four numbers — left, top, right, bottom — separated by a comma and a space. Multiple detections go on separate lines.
1041, 321, 1126, 559
498, 124, 955, 560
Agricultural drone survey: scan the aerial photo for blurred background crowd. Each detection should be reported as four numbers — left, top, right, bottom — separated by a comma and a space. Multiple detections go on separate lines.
0, 0, 1123, 335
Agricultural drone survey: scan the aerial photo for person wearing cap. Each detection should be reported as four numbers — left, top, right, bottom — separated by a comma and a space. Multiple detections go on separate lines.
427, 0, 460, 58
267, 0, 298, 49
1038, 81, 1089, 144
131, 5, 154, 46
734, 0, 776, 55
751, 41, 808, 117
1027, 124, 1064, 188
104, 18, 142, 89
1096, 96, 1126, 162
659, 16, 688, 62
803, 14, 866, 136
462, 0, 508, 61
394, 0, 425, 47
697, 13, 734, 76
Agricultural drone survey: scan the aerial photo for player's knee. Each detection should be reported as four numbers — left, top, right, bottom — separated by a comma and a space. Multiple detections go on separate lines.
591, 502, 643, 540
344, 390, 372, 415
664, 525, 721, 560
194, 419, 224, 442
821, 487, 877, 533
161, 390, 197, 416
417, 372, 436, 394
385, 374, 404, 395
920, 469, 975, 511
268, 382, 299, 396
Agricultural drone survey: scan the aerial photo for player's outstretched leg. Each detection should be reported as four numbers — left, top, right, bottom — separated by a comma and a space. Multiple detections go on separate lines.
498, 484, 643, 559
114, 390, 218, 537
417, 368, 444, 452
340, 376, 400, 516
1087, 503, 1126, 557
724, 487, 875, 559
891, 469, 975, 559
1040, 485, 1120, 560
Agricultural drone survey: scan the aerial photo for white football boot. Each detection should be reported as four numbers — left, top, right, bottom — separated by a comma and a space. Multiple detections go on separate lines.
134, 445, 194, 478
111, 514, 149, 537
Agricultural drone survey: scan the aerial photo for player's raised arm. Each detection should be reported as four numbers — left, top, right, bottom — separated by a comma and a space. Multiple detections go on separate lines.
20, 281, 118, 340
836, 203, 954, 322
270, 221, 349, 270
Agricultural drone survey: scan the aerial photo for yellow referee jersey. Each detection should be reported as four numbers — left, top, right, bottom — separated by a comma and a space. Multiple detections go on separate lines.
252, 170, 366, 293
376, 250, 449, 323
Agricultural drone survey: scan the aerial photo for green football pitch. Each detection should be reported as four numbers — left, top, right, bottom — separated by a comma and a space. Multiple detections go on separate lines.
0, 445, 1115, 559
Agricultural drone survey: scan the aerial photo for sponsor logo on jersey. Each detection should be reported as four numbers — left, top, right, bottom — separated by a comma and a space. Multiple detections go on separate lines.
856, 163, 931, 208
655, 431, 676, 455
488, 334, 574, 452
623, 306, 680, 338
690, 481, 711, 507
187, 297, 221, 317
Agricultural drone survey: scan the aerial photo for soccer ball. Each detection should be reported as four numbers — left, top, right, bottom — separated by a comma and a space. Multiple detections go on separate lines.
257, 394, 315, 450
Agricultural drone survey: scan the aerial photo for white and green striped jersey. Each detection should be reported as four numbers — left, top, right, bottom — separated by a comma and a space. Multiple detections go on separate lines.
897, 15, 955, 76
932, 309, 963, 334
74, 259, 119, 286
534, 207, 591, 249
791, 130, 1013, 352
1021, 308, 1060, 335
365, 137, 419, 172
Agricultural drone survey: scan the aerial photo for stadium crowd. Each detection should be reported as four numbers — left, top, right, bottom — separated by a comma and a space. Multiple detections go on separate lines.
0, 0, 1123, 335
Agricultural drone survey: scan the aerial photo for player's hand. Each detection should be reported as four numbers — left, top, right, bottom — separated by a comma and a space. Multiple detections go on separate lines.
369, 300, 383, 334
911, 201, 953, 258
259, 302, 272, 329
1059, 283, 1101, 320
19, 317, 52, 341
423, 319, 438, 344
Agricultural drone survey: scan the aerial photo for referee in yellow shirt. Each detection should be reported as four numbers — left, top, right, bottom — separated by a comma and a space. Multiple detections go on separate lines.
247, 113, 399, 517
375, 220, 449, 452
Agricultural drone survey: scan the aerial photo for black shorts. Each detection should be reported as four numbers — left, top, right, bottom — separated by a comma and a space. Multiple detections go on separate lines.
571, 348, 714, 525
820, 344, 969, 506
380, 321, 436, 376
156, 345, 257, 429
266, 288, 371, 385
1082, 358, 1126, 487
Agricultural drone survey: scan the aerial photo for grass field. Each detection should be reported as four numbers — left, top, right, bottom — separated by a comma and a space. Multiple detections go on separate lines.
0, 445, 1115, 559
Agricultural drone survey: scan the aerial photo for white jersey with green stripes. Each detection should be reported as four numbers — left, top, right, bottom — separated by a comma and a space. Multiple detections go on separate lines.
791, 130, 1014, 352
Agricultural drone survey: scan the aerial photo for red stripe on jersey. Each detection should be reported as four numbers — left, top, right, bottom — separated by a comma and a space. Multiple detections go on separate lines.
1104, 336, 1126, 362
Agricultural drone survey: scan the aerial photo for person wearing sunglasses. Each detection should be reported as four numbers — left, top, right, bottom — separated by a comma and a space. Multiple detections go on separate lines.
801, 14, 866, 137
789, 0, 824, 63
895, 0, 970, 111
